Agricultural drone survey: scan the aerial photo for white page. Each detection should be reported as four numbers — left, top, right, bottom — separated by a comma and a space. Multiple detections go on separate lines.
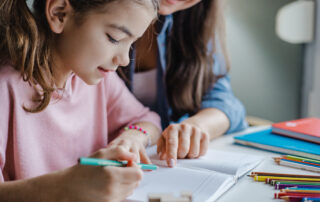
128, 166, 234, 202
147, 146, 262, 178
127, 147, 262, 202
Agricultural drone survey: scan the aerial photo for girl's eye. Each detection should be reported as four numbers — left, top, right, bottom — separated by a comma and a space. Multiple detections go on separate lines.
107, 34, 119, 44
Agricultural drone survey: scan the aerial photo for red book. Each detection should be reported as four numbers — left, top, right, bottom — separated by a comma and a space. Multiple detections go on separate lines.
272, 118, 320, 144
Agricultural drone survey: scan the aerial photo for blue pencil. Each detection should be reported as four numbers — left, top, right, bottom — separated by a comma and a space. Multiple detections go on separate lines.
303, 197, 320, 202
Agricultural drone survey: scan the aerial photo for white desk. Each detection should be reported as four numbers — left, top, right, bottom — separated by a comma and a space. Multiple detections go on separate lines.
212, 126, 318, 202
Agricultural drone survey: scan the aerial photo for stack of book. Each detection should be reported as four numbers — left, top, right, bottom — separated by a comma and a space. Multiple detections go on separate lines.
272, 118, 320, 144
234, 118, 320, 166
249, 172, 320, 201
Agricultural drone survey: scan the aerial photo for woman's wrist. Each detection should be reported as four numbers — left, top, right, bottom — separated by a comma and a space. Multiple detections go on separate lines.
120, 129, 150, 147
183, 108, 230, 139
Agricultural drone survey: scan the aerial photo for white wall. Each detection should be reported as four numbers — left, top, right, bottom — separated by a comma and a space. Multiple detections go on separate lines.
302, 0, 320, 118
225, 0, 303, 122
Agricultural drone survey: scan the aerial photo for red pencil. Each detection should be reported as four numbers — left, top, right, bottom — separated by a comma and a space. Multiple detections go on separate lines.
280, 195, 311, 202
275, 192, 320, 199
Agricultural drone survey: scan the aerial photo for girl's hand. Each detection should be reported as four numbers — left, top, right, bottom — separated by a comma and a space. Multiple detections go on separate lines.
108, 130, 151, 164
157, 123, 209, 167
57, 164, 142, 202
27, 147, 142, 202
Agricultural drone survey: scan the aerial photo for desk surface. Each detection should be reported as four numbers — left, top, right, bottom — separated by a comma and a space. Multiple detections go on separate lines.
212, 126, 318, 202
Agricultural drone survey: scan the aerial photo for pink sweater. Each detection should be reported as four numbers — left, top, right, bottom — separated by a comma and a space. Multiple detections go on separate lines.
0, 64, 161, 182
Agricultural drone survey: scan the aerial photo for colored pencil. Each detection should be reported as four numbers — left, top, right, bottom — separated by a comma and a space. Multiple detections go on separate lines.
271, 180, 320, 186
281, 157, 320, 167
274, 158, 320, 173
79, 157, 158, 170
274, 157, 320, 168
276, 184, 320, 190
303, 197, 320, 202
254, 176, 320, 183
274, 181, 320, 186
275, 192, 320, 199
250, 171, 320, 178
286, 187, 320, 191
285, 155, 320, 164
282, 196, 315, 202
281, 189, 320, 194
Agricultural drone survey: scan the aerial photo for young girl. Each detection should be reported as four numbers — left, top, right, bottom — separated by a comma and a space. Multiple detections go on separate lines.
0, 0, 160, 201
119, 0, 248, 167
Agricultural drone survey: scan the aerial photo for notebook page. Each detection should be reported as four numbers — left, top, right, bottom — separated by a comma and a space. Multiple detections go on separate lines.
128, 166, 234, 202
147, 147, 262, 178
178, 150, 262, 178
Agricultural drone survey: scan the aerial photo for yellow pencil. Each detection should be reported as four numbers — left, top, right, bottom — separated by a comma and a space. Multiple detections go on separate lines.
254, 175, 320, 182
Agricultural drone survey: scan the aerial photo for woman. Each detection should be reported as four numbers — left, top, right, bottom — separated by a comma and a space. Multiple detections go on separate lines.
119, 0, 248, 167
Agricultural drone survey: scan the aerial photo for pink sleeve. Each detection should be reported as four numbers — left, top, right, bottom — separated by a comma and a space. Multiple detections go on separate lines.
0, 74, 10, 182
105, 72, 161, 142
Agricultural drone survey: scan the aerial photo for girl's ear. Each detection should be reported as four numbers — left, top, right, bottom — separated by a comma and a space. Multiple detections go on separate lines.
46, 0, 73, 34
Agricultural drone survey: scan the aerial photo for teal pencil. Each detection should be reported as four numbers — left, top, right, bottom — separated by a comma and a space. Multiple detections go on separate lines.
79, 157, 158, 170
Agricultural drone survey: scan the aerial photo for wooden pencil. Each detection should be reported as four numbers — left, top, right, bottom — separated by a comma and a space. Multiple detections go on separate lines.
250, 171, 320, 178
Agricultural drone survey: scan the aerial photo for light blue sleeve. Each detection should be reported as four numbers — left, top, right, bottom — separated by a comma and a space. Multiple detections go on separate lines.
200, 51, 248, 134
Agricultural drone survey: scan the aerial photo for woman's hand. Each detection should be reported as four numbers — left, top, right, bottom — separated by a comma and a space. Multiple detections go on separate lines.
157, 123, 209, 167
108, 130, 152, 164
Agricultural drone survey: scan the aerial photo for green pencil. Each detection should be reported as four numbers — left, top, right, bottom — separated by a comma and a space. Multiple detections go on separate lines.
79, 157, 158, 170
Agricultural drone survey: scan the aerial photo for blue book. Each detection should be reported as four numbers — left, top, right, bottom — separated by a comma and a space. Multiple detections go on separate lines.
234, 128, 320, 160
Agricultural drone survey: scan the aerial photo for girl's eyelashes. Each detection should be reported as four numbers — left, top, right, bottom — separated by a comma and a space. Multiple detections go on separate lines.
106, 34, 119, 44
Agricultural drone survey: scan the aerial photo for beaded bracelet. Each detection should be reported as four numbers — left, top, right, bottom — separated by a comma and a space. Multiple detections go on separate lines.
124, 125, 151, 147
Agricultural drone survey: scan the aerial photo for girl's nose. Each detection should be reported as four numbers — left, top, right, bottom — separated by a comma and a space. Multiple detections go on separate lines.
113, 53, 130, 67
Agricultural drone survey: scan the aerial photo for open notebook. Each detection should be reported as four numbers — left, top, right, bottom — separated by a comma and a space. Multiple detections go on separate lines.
127, 146, 262, 202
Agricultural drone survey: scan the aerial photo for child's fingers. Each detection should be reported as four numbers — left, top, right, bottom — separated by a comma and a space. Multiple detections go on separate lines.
140, 148, 152, 164
199, 132, 209, 156
130, 146, 140, 163
92, 146, 137, 161
164, 125, 179, 167
177, 124, 191, 159
107, 166, 143, 183
187, 127, 201, 159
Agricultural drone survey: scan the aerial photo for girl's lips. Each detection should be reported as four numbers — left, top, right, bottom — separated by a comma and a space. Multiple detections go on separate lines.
98, 67, 114, 76
164, 0, 180, 5
98, 67, 110, 73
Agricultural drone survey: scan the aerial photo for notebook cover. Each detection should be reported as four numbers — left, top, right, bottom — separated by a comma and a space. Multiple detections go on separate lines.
272, 118, 320, 137
234, 128, 320, 160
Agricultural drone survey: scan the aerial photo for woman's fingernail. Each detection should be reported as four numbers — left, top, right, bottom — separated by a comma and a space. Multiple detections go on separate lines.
169, 159, 176, 167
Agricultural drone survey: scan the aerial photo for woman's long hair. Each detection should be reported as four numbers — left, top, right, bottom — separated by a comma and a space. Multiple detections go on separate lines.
166, 0, 229, 121
0, 0, 158, 113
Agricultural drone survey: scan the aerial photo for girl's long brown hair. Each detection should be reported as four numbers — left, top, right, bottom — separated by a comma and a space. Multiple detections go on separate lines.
0, 0, 158, 113
166, 0, 229, 121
